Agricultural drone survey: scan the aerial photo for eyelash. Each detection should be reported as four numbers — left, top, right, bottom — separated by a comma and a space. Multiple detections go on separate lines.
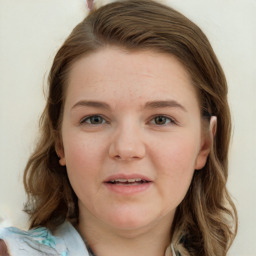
148, 115, 177, 126
80, 115, 177, 126
80, 115, 108, 125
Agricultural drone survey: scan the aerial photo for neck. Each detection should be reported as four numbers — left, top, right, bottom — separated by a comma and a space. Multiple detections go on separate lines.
78, 212, 174, 256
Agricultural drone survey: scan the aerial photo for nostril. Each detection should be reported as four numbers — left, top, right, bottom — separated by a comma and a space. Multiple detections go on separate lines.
108, 134, 146, 160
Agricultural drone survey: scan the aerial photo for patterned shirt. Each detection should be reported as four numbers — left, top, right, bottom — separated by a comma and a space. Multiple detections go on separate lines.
0, 221, 176, 256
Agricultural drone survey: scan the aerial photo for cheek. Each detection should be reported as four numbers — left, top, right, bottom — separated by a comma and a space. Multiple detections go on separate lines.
62, 135, 104, 202
151, 134, 200, 196
62, 133, 106, 181
64, 130, 103, 159
153, 133, 199, 170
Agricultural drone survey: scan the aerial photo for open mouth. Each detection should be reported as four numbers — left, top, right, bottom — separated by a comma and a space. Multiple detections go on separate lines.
107, 178, 150, 185
104, 176, 152, 194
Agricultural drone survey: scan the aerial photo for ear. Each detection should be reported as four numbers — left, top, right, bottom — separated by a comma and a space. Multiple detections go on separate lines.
55, 137, 66, 166
195, 116, 217, 170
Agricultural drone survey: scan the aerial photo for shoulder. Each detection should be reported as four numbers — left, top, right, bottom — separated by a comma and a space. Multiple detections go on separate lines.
0, 222, 88, 256
0, 225, 67, 256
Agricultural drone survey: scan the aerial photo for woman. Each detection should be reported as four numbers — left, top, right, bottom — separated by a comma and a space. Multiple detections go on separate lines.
0, 0, 237, 255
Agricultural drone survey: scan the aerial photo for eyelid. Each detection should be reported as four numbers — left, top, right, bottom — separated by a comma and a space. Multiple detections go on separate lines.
80, 114, 108, 125
79, 114, 178, 126
148, 115, 178, 126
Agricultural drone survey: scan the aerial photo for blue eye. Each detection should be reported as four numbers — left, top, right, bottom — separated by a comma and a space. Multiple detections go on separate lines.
81, 115, 106, 125
151, 116, 175, 125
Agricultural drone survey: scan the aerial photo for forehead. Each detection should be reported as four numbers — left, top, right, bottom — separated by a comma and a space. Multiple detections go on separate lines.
65, 46, 199, 110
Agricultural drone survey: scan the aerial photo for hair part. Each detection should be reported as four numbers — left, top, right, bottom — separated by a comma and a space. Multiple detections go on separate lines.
23, 1, 237, 255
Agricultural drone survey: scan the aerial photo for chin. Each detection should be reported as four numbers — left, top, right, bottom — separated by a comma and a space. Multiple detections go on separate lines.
112, 218, 147, 230
103, 208, 159, 232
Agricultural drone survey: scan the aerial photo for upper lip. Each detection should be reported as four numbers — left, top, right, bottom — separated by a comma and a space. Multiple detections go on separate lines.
104, 174, 152, 183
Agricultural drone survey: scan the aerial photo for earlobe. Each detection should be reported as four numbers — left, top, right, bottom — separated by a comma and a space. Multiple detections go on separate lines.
195, 116, 217, 170
56, 149, 66, 166
55, 139, 66, 166
59, 157, 66, 166
210, 116, 217, 137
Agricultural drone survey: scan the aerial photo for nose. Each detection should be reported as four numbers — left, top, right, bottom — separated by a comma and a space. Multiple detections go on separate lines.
108, 123, 146, 161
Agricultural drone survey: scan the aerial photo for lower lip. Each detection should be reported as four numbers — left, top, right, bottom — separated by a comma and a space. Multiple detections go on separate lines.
104, 182, 152, 195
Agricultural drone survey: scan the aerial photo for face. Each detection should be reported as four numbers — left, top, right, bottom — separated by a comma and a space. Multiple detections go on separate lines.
58, 47, 211, 235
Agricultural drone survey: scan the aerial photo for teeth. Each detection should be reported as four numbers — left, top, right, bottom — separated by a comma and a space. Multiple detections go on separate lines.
109, 178, 144, 183
116, 179, 129, 182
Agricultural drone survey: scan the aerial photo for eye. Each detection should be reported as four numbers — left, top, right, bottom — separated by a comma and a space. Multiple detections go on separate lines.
150, 115, 175, 126
81, 115, 106, 125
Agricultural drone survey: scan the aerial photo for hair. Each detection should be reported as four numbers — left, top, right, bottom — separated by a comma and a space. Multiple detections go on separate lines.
23, 0, 237, 255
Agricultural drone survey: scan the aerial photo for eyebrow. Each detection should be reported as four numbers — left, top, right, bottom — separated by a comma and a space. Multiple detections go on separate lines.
145, 100, 187, 112
71, 100, 187, 112
71, 100, 111, 110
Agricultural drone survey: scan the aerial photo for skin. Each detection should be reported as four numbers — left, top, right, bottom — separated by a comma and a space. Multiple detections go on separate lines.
57, 47, 215, 256
86, 0, 94, 10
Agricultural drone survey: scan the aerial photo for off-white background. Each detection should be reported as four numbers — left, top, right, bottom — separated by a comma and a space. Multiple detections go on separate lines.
0, 0, 255, 255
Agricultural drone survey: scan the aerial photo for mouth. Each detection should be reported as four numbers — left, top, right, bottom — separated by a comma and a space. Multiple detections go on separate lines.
106, 178, 151, 185
104, 175, 152, 194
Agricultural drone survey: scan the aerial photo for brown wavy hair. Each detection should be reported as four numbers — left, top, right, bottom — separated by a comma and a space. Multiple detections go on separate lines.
23, 0, 237, 255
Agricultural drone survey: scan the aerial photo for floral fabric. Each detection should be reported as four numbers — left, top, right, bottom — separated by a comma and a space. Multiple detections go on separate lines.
0, 221, 176, 256
0, 221, 88, 256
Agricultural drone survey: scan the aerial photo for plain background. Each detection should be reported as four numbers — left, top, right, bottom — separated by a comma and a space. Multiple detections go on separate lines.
0, 0, 255, 255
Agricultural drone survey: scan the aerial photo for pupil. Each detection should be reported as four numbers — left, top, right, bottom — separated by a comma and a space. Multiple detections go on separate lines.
155, 116, 166, 125
91, 116, 102, 124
